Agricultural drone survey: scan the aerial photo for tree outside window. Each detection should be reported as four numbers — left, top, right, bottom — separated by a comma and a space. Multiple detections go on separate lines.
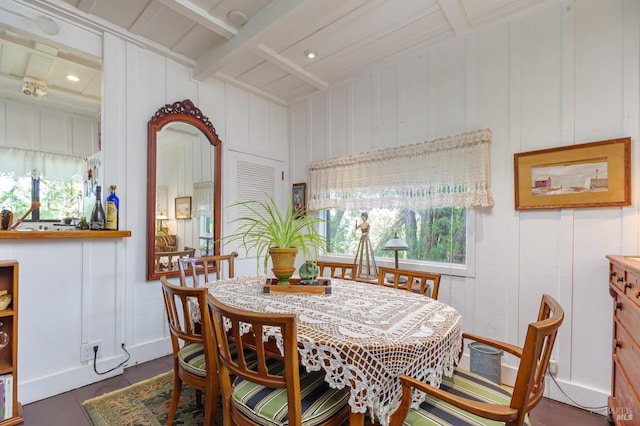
324, 207, 466, 265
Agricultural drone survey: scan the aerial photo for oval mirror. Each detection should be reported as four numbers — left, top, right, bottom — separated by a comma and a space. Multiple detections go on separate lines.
147, 100, 221, 280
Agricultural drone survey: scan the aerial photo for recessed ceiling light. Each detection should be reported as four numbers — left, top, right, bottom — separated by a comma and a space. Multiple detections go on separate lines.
66, 74, 80, 82
304, 50, 317, 60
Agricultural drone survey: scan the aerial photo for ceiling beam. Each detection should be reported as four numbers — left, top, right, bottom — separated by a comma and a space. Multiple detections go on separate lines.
254, 44, 327, 90
214, 71, 287, 106
76, 0, 98, 14
155, 0, 237, 39
194, 0, 306, 81
438, 0, 469, 37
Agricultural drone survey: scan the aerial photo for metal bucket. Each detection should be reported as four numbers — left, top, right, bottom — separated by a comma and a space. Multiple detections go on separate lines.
469, 342, 503, 384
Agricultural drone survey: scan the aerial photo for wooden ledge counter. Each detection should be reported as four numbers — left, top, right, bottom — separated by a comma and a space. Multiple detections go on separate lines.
0, 230, 131, 239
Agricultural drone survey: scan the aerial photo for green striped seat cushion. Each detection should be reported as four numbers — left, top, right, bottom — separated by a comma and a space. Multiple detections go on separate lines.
231, 362, 350, 426
178, 342, 257, 378
178, 343, 207, 377
402, 368, 531, 426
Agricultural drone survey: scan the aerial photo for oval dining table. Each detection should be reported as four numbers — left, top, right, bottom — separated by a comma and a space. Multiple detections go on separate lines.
199, 276, 463, 426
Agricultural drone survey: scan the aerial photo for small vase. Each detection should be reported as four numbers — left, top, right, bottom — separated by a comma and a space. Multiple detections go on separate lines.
269, 247, 299, 284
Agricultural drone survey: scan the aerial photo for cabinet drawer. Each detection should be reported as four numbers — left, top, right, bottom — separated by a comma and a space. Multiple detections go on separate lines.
611, 361, 640, 424
625, 271, 640, 310
614, 295, 640, 349
613, 322, 640, 396
611, 263, 628, 293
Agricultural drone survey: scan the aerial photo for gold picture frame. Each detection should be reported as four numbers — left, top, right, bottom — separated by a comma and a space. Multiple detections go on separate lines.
514, 137, 631, 210
175, 196, 192, 219
292, 182, 306, 217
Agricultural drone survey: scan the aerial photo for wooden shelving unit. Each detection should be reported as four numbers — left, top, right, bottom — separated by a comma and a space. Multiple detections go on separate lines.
0, 261, 22, 424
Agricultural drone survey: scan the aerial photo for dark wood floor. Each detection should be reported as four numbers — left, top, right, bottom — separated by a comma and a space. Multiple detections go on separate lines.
22, 355, 609, 425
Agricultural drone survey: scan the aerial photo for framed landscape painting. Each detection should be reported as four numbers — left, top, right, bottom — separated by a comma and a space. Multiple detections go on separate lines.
514, 137, 631, 210
175, 196, 192, 219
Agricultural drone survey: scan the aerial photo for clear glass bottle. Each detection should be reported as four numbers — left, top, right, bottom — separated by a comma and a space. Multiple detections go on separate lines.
105, 185, 119, 230
89, 185, 105, 230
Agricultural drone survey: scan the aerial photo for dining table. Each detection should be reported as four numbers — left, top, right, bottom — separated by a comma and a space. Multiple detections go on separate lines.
199, 276, 463, 426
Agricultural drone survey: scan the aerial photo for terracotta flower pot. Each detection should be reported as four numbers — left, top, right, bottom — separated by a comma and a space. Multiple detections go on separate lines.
269, 247, 298, 284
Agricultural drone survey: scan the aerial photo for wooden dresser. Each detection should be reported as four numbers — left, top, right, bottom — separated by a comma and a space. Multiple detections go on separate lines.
606, 255, 640, 424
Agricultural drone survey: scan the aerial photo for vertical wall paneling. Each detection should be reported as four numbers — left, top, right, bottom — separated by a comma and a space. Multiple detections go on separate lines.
401, 55, 430, 144
376, 64, 398, 149
352, 73, 374, 154
291, 100, 309, 182
310, 91, 327, 162
248, 94, 270, 157
290, 0, 638, 409
125, 44, 167, 350
96, 31, 125, 367
329, 85, 349, 159
226, 85, 249, 151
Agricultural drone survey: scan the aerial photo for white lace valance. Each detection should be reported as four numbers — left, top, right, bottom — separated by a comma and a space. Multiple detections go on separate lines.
193, 181, 214, 217
307, 129, 494, 211
0, 147, 84, 179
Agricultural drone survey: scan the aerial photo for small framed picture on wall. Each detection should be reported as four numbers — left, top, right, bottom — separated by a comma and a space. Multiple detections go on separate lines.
175, 196, 192, 219
292, 183, 306, 217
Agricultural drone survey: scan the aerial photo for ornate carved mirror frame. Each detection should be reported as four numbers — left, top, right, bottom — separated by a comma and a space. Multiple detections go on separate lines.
146, 99, 222, 280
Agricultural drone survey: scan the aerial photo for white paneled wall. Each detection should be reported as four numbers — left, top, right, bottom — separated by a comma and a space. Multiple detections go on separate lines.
290, 0, 640, 412
0, 99, 99, 157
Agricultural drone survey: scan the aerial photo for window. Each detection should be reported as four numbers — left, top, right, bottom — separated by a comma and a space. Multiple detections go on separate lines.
0, 149, 85, 222
308, 130, 491, 275
324, 207, 466, 265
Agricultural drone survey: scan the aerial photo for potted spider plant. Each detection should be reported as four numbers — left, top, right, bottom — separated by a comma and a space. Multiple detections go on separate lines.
224, 193, 325, 284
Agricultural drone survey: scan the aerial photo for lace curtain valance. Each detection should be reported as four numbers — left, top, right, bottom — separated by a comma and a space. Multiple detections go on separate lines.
193, 181, 214, 217
0, 147, 84, 179
307, 129, 494, 211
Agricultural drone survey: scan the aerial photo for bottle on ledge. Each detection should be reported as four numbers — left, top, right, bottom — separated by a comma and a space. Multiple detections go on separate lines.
105, 185, 119, 230
89, 185, 105, 230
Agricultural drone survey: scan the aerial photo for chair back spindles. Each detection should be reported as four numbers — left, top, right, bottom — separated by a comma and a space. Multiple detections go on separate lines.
178, 252, 238, 287
377, 266, 441, 299
316, 261, 357, 280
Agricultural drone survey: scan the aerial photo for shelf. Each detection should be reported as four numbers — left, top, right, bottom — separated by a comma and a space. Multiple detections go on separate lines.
0, 230, 131, 240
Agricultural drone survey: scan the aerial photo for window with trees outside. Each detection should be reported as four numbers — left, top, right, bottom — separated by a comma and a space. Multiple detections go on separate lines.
308, 129, 493, 273
0, 168, 84, 222
324, 207, 466, 265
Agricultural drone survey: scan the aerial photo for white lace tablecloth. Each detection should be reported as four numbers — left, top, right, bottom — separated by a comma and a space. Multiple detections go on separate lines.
202, 276, 462, 426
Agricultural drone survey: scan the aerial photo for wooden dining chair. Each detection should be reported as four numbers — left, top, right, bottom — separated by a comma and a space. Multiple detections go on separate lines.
206, 294, 351, 426
389, 294, 564, 426
178, 252, 238, 287
316, 260, 357, 280
377, 266, 442, 299
160, 276, 218, 425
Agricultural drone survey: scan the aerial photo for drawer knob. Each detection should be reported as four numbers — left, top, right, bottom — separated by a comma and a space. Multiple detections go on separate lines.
615, 340, 622, 349
625, 282, 632, 289
616, 301, 623, 310
618, 277, 624, 283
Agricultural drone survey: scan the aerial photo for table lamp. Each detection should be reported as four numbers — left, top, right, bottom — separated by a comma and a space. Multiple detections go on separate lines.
156, 214, 168, 234
383, 232, 409, 269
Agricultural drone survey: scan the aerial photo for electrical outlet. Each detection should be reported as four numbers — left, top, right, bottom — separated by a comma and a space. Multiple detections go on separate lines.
548, 357, 558, 375
80, 340, 102, 362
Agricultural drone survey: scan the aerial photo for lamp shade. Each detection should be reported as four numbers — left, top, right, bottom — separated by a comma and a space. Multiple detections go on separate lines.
383, 233, 409, 269
383, 233, 409, 251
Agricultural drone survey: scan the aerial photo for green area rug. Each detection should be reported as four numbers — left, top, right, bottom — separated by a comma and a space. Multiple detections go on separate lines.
82, 371, 219, 425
